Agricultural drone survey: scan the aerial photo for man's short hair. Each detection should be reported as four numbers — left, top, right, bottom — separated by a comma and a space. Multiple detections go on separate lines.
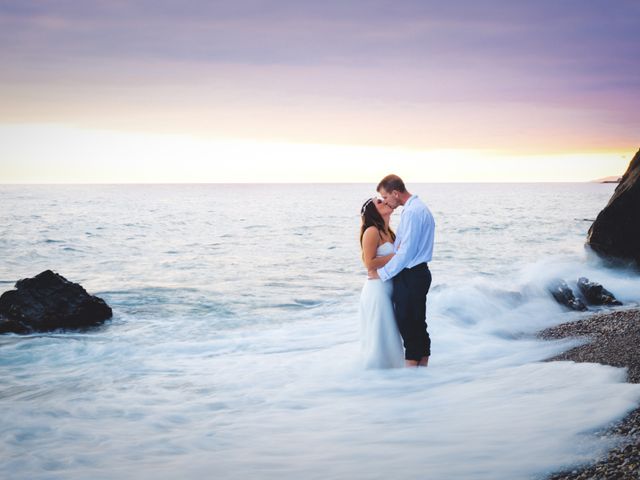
377, 174, 406, 193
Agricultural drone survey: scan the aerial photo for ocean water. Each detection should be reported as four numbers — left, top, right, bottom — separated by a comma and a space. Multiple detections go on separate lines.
1, 183, 640, 480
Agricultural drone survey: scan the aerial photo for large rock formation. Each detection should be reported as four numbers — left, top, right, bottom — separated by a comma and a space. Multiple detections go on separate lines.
587, 148, 640, 268
0, 270, 112, 334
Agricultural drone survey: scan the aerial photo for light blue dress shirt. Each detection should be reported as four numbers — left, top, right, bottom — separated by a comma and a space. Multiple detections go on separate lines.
377, 195, 435, 282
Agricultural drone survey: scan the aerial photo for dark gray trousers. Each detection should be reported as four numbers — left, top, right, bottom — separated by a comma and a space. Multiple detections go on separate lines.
392, 263, 432, 361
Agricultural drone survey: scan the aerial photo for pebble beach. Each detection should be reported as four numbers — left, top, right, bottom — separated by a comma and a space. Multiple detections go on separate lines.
541, 308, 640, 479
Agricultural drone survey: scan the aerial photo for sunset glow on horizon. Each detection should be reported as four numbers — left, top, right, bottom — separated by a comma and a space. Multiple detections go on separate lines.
0, 124, 632, 184
1, 1, 638, 183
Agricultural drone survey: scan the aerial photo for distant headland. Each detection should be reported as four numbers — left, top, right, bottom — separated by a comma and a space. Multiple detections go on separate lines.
592, 176, 622, 183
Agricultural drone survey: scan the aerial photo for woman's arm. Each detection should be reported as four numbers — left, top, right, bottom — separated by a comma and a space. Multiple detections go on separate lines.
362, 227, 394, 270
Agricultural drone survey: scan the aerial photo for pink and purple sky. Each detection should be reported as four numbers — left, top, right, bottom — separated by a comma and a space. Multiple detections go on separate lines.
1, 0, 638, 182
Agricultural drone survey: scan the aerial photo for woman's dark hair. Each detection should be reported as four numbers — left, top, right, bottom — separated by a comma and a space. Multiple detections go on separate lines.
359, 198, 395, 249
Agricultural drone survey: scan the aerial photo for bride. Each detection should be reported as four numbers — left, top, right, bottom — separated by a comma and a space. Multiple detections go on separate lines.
359, 197, 404, 369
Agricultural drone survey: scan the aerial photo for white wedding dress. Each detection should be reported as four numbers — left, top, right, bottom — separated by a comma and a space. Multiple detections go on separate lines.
359, 242, 405, 369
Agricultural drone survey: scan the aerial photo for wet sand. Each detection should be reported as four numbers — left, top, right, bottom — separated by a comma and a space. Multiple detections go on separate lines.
540, 308, 640, 479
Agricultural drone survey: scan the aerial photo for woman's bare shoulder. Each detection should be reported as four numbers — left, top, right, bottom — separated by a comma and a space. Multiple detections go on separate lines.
363, 226, 380, 238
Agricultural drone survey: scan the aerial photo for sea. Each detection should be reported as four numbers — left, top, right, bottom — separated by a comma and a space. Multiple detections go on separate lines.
1, 183, 640, 480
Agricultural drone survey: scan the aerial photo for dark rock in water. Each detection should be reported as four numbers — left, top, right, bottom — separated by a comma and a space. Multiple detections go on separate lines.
0, 314, 28, 334
577, 277, 623, 306
548, 279, 587, 311
587, 148, 640, 269
0, 270, 112, 334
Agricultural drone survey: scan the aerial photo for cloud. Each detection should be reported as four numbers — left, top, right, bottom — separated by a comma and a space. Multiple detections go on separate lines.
0, 1, 638, 152
2, 0, 638, 67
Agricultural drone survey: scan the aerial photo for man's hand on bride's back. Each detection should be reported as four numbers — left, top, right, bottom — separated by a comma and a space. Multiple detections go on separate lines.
368, 269, 380, 280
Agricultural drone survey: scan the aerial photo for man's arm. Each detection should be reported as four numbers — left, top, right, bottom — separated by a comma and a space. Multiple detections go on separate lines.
377, 211, 418, 281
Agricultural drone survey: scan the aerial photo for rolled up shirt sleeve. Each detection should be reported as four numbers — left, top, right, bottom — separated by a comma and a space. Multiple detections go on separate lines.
377, 211, 417, 282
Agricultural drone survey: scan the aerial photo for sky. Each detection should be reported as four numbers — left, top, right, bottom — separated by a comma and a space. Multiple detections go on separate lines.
1, 0, 639, 183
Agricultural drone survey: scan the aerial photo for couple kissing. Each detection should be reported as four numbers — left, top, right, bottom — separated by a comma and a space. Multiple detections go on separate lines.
359, 174, 435, 369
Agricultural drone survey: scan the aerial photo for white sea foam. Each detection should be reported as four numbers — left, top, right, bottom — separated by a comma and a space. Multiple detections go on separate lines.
1, 183, 640, 479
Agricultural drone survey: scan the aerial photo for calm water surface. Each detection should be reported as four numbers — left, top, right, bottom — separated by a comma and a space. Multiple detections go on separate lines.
1, 183, 640, 480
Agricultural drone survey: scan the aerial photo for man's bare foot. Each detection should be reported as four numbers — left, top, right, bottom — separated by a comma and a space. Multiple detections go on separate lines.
405, 359, 419, 367
418, 356, 429, 367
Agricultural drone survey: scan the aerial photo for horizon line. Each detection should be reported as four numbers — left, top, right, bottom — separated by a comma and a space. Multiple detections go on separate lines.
0, 180, 616, 186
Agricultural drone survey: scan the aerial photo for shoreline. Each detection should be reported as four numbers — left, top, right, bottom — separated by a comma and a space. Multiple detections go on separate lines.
540, 307, 640, 479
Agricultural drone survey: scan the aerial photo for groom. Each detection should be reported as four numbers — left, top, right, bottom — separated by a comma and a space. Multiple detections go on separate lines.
369, 174, 435, 367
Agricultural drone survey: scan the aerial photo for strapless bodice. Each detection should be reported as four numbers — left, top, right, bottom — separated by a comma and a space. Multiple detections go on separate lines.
376, 242, 394, 257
